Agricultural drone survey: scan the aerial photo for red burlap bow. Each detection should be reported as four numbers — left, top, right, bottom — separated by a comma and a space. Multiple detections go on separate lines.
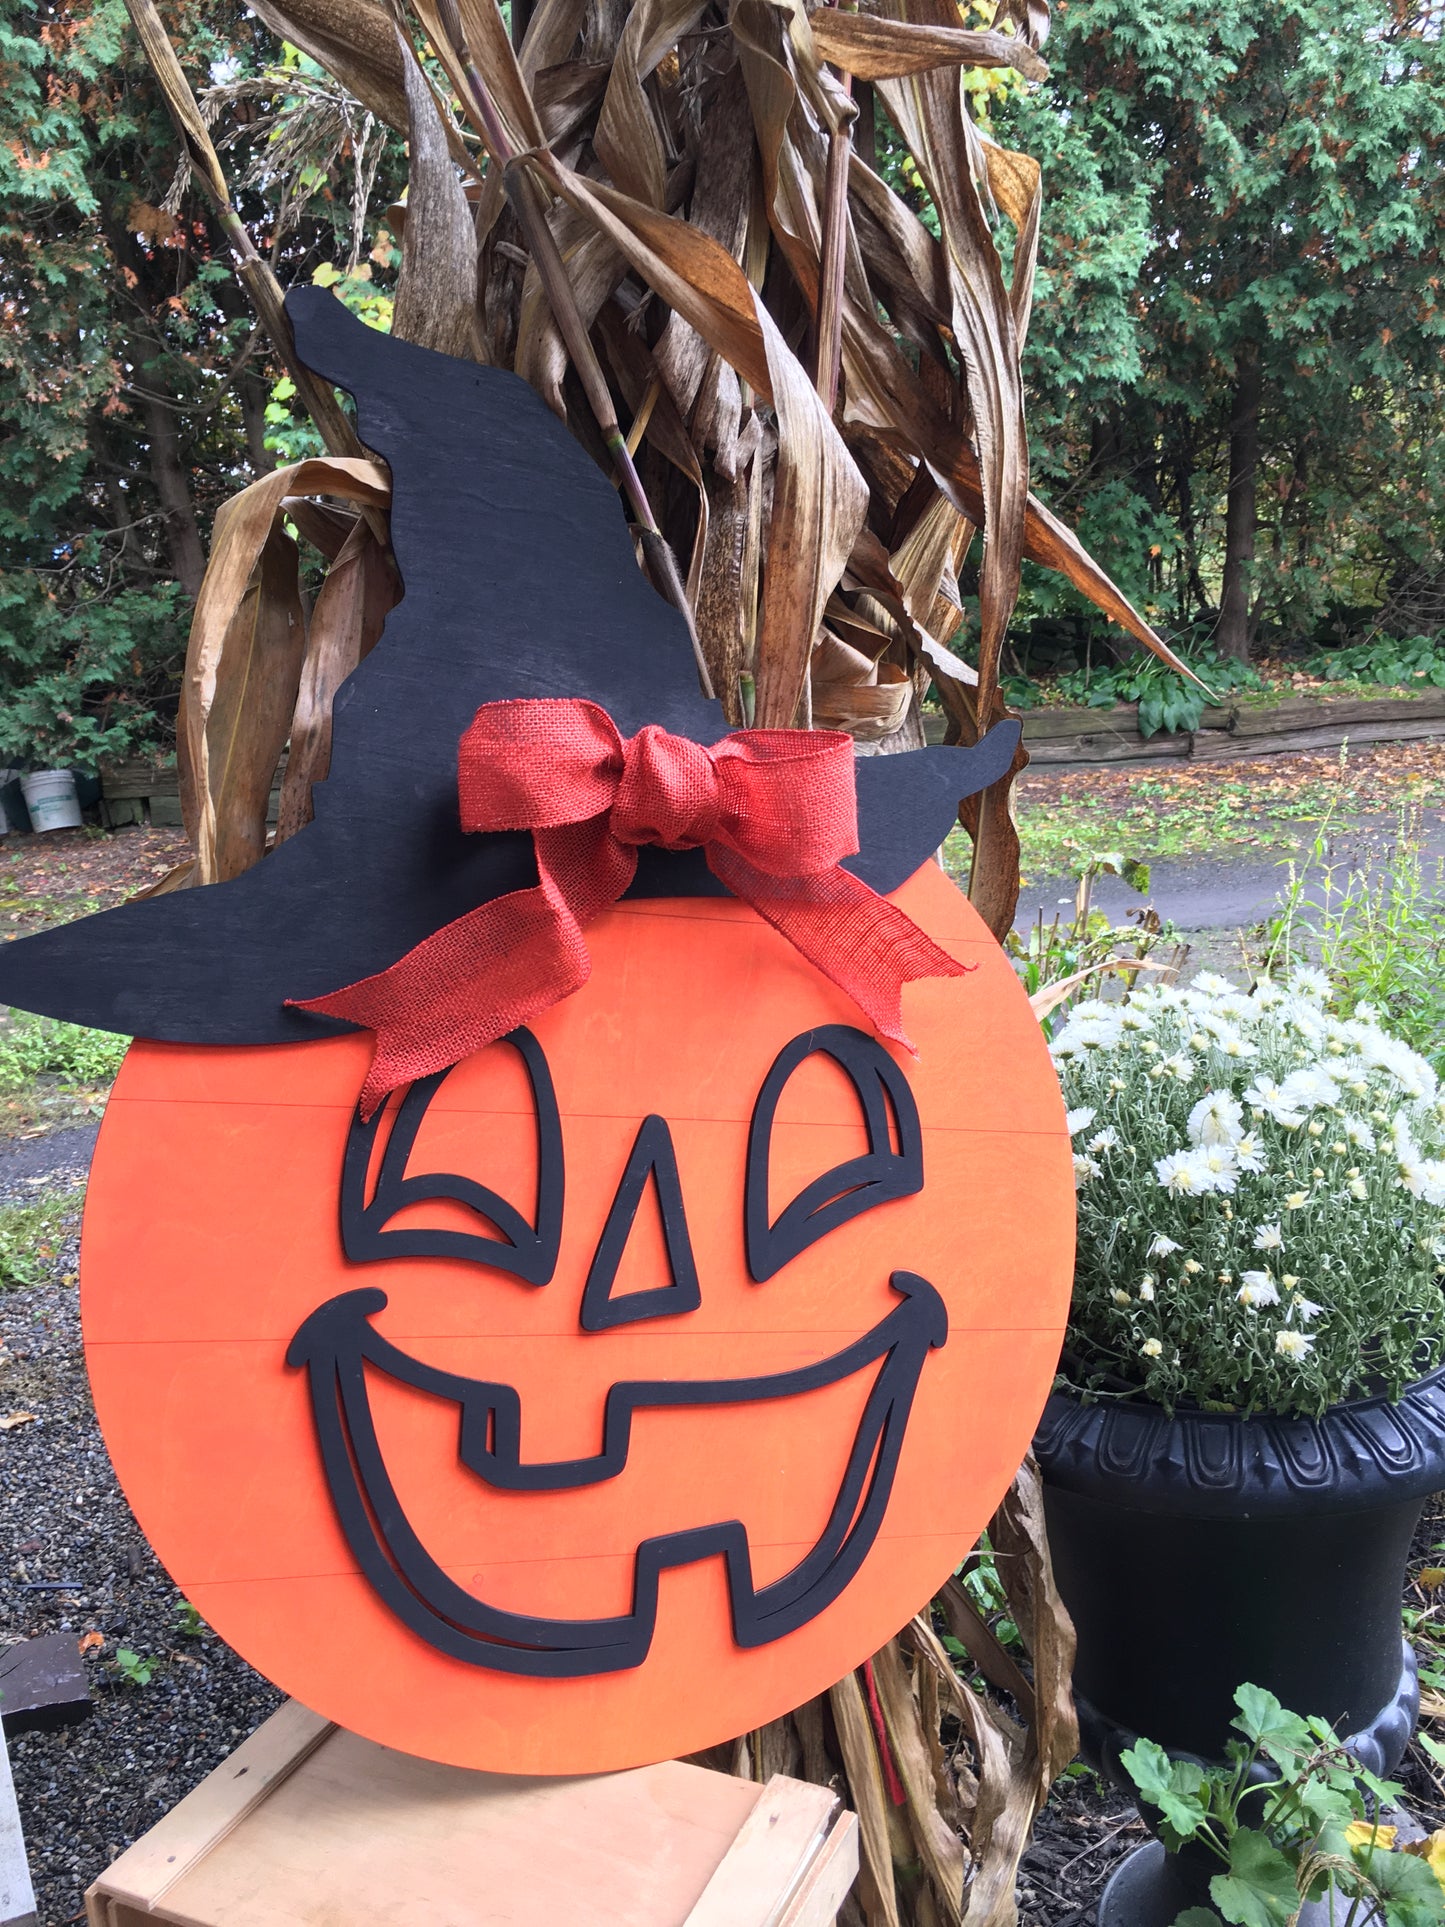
292, 698, 968, 1118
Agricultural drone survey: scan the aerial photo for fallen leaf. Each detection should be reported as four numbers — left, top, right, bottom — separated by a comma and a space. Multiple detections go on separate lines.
0, 1412, 36, 1430
1419, 1567, 1445, 1591
77, 1631, 104, 1655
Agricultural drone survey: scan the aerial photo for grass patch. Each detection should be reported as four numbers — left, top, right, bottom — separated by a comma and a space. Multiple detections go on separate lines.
949, 749, 1445, 882
0, 1014, 128, 1092
0, 1189, 81, 1288
0, 1013, 130, 1138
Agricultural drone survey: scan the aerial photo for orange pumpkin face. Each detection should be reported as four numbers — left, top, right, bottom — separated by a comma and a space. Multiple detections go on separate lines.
80, 863, 1073, 1773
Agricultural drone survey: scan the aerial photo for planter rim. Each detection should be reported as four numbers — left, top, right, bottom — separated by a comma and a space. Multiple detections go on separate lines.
1034, 1363, 1445, 1520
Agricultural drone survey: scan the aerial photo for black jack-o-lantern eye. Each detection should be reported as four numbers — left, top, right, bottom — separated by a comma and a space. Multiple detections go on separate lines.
339, 1026, 563, 1283
745, 1025, 923, 1283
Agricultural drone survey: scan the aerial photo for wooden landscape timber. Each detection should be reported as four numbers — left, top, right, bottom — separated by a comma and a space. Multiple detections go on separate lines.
916, 688, 1445, 771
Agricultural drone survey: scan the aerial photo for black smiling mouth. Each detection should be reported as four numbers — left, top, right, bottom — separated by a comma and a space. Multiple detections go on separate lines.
287, 1272, 946, 1678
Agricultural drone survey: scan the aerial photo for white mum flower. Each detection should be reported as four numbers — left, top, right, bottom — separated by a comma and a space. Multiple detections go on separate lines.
1187, 1092, 1245, 1147
1288, 966, 1332, 1001
1148, 1234, 1182, 1258
1066, 1107, 1097, 1138
1192, 971, 1235, 997
1402, 1158, 1445, 1207
1358, 1030, 1438, 1100
1073, 1154, 1102, 1187
1253, 1222, 1284, 1251
1287, 1293, 1325, 1323
1198, 1144, 1240, 1193
1138, 1278, 1156, 1302
1237, 1272, 1280, 1308
1088, 1127, 1120, 1154
1252, 978, 1287, 1009
1141, 1337, 1164, 1359
1342, 1116, 1377, 1151
1243, 1076, 1308, 1128
1155, 1148, 1219, 1196
1161, 1052, 1194, 1082
1234, 1132, 1267, 1174
1275, 1329, 1316, 1359
1279, 1067, 1341, 1110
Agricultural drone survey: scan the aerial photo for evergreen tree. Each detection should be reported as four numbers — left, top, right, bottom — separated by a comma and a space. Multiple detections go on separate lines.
998, 0, 1445, 659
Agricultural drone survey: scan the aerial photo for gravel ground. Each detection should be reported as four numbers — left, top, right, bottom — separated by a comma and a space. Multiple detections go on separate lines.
0, 1138, 278, 1926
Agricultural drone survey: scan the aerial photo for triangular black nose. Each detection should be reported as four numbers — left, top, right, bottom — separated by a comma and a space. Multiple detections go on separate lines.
579, 1116, 701, 1330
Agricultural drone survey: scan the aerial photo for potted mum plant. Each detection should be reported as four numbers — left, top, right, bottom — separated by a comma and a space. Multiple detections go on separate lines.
1033, 969, 1445, 1914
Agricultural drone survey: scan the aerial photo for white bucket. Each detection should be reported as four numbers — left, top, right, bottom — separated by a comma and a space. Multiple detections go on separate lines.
20, 769, 82, 833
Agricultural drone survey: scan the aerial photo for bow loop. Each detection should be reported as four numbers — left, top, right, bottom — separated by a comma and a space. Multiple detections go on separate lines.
458, 698, 624, 833
294, 698, 968, 1118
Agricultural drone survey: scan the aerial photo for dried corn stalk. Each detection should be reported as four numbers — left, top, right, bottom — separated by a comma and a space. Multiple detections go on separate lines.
694, 1460, 1078, 1925
132, 0, 1193, 933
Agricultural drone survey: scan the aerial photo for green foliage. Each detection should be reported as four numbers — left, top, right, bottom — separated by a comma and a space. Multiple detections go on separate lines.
0, 4, 404, 766
1268, 811, 1445, 1076
1004, 848, 1166, 1033
1054, 649, 1263, 737
0, 579, 187, 769
110, 1647, 158, 1688
0, 1192, 80, 1288
1305, 636, 1445, 690
1122, 1684, 1445, 1926
989, 0, 1445, 652
174, 1598, 209, 1638
0, 1013, 129, 1093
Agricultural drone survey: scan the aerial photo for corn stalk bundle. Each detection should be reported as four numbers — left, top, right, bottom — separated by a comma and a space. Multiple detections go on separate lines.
122, 0, 1137, 1909
132, 0, 1186, 924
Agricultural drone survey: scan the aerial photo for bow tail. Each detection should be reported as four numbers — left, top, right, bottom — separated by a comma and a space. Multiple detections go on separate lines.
291, 817, 634, 1119
708, 851, 971, 1050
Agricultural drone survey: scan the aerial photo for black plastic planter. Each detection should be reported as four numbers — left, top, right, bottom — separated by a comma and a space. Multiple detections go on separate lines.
1034, 1366, 1445, 1779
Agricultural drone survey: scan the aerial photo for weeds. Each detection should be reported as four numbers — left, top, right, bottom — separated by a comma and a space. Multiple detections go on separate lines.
110, 1648, 158, 1688
1264, 806, 1445, 1073
0, 1191, 80, 1288
1004, 851, 1188, 1034
0, 1013, 127, 1094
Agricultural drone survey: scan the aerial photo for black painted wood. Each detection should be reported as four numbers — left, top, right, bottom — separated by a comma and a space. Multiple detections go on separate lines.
0, 288, 1019, 1045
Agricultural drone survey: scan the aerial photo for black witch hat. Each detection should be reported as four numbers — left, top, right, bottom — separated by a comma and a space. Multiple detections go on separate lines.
0, 289, 1018, 1046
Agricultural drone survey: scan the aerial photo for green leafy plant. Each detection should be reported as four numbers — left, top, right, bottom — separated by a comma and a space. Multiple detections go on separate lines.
1055, 650, 1263, 738
110, 1647, 158, 1688
1267, 812, 1445, 1077
1122, 1683, 1445, 1926
0, 1192, 81, 1289
1006, 849, 1183, 1036
1054, 967, 1445, 1417
1305, 636, 1445, 690
0, 1014, 129, 1094
174, 1598, 208, 1639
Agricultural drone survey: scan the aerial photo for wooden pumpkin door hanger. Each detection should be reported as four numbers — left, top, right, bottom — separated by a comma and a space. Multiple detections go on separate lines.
0, 289, 1074, 1773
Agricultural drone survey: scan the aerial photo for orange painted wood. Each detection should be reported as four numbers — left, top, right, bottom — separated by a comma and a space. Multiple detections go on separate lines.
81, 862, 1074, 1772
